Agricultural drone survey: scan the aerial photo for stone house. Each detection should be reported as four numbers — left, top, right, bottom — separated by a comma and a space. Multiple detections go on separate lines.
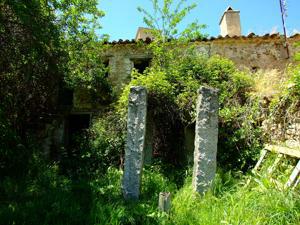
43, 7, 300, 159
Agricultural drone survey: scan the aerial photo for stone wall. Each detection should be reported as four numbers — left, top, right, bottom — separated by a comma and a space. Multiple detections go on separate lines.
105, 34, 300, 94
105, 44, 151, 92
262, 111, 300, 148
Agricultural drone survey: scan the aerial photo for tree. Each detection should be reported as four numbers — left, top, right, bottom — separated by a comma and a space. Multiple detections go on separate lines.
0, 0, 108, 137
137, 0, 206, 42
53, 0, 110, 95
0, 1, 64, 136
0, 0, 108, 178
137, 0, 206, 71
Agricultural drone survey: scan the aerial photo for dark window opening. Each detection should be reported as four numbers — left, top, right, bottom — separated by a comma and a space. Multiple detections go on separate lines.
65, 114, 91, 149
132, 58, 151, 74
61, 113, 91, 174
58, 85, 74, 106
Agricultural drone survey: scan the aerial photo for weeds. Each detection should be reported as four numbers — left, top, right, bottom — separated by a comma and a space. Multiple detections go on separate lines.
1, 163, 299, 225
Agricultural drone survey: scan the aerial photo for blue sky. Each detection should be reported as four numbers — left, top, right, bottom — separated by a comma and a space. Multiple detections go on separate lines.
98, 0, 300, 41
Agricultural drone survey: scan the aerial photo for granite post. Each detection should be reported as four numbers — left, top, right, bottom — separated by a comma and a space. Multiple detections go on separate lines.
122, 86, 147, 200
192, 86, 219, 194
158, 192, 171, 213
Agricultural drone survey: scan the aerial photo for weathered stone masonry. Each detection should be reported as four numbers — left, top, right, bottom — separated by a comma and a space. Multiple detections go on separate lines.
192, 86, 219, 194
122, 86, 147, 200
105, 34, 300, 93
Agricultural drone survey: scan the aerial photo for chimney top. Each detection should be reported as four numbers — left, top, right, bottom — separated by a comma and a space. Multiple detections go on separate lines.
219, 6, 241, 37
219, 6, 240, 25
135, 27, 155, 41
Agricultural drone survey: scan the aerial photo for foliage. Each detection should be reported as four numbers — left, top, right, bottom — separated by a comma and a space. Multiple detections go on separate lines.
118, 2, 261, 170
91, 166, 176, 225
0, 164, 175, 225
0, 0, 112, 182
294, 42, 300, 61
2, 161, 299, 225
251, 69, 287, 98
137, 0, 206, 41
288, 64, 300, 96
77, 112, 126, 177
0, 0, 110, 138
137, 0, 206, 72
218, 99, 263, 171
0, 1, 65, 136
0, 110, 30, 179
0, 153, 94, 225
54, 0, 112, 102
117, 51, 261, 171
171, 177, 300, 225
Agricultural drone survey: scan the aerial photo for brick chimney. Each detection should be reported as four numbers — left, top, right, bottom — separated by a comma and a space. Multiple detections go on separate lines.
219, 6, 241, 37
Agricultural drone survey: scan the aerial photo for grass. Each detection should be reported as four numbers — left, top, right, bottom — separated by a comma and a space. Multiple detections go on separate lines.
171, 177, 300, 225
1, 163, 299, 225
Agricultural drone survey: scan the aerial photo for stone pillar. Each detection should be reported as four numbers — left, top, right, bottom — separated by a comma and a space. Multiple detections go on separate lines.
122, 86, 147, 200
192, 86, 219, 194
158, 192, 171, 213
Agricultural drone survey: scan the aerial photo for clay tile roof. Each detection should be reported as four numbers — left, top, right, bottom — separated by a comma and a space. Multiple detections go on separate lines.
247, 32, 256, 38
290, 33, 300, 38
270, 33, 280, 38
106, 32, 297, 45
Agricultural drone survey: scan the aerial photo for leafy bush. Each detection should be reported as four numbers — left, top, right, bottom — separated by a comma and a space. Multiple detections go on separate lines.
59, 112, 126, 178
117, 51, 261, 171
0, 109, 35, 179
82, 113, 126, 175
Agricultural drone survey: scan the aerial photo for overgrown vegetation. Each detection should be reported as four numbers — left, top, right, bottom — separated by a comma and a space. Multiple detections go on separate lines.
1, 0, 300, 224
117, 42, 261, 171
2, 164, 299, 225
260, 44, 300, 143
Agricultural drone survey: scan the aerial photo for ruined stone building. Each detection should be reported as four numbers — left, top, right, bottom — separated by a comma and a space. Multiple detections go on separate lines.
44, 7, 300, 156
106, 7, 299, 93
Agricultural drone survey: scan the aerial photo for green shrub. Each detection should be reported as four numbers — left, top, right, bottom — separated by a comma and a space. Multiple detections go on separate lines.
117, 52, 261, 171
61, 112, 126, 178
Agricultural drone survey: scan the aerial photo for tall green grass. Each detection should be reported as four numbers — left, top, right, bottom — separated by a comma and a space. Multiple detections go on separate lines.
171, 177, 300, 225
1, 163, 299, 225
169, 153, 300, 225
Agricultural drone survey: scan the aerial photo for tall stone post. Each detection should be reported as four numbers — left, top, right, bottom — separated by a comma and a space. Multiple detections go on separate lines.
192, 86, 219, 194
122, 86, 147, 200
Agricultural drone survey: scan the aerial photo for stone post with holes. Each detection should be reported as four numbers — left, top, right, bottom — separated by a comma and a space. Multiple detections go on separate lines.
122, 86, 147, 200
192, 86, 219, 194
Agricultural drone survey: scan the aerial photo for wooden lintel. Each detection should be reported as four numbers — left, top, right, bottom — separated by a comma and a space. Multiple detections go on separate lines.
265, 145, 300, 159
